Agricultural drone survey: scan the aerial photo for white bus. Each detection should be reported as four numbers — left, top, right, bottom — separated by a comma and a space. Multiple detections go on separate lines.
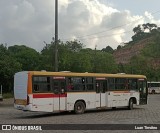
14, 71, 148, 114
148, 81, 160, 94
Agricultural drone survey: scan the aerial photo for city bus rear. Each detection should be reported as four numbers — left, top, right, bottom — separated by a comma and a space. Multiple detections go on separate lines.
14, 71, 31, 111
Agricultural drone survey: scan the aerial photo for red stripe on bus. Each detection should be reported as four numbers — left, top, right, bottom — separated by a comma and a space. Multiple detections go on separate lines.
112, 91, 130, 93
33, 93, 67, 98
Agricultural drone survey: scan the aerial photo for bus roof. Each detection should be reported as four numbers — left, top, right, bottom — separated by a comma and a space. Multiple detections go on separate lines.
25, 71, 147, 79
147, 81, 160, 83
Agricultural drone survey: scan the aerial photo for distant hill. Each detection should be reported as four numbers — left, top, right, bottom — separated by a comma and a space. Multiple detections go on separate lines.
113, 23, 160, 71
113, 37, 153, 64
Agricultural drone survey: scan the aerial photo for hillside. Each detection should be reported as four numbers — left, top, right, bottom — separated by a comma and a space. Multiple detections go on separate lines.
112, 25, 160, 81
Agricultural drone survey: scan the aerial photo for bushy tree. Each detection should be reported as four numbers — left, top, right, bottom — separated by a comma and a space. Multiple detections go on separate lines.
101, 46, 114, 53
8, 45, 41, 70
0, 44, 21, 93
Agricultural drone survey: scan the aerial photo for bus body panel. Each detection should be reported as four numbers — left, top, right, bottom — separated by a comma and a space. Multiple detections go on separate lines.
31, 94, 53, 112
14, 95, 32, 111
53, 95, 66, 111
14, 71, 28, 105
28, 94, 66, 112
107, 91, 139, 107
67, 92, 96, 110
95, 93, 106, 107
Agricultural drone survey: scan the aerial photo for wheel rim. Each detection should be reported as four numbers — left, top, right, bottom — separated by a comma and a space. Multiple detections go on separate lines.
130, 100, 133, 109
77, 105, 82, 112
75, 102, 85, 114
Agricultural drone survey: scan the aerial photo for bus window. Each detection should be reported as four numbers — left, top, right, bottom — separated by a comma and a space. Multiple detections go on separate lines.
115, 78, 128, 90
102, 82, 107, 93
139, 80, 147, 93
96, 81, 107, 93
139, 82, 143, 92
52, 78, 66, 94
53, 81, 59, 93
61, 81, 65, 90
68, 77, 85, 91
108, 78, 115, 90
33, 76, 51, 93
143, 81, 147, 94
128, 79, 137, 90
86, 77, 94, 91
67, 78, 74, 91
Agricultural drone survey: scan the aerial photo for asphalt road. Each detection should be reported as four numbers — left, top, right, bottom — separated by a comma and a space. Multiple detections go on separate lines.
0, 95, 160, 133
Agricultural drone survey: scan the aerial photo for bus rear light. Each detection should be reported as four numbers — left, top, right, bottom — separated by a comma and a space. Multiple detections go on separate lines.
27, 95, 29, 105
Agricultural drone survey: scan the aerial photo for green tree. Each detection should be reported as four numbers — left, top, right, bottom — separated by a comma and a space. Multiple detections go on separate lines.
117, 45, 122, 50
0, 44, 21, 93
142, 23, 157, 32
101, 46, 114, 53
66, 40, 84, 52
40, 43, 54, 71
133, 24, 142, 34
58, 42, 73, 71
129, 55, 150, 75
94, 51, 117, 73
72, 49, 93, 72
8, 45, 41, 70
131, 23, 154, 42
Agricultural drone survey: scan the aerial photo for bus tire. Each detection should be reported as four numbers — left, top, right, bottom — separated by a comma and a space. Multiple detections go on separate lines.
152, 90, 155, 94
74, 101, 85, 114
128, 99, 133, 110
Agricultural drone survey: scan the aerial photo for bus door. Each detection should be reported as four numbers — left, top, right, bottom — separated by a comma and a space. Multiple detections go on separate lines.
138, 79, 148, 104
96, 79, 106, 108
53, 77, 66, 111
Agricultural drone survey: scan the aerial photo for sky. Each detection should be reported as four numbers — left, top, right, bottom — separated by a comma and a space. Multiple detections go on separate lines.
0, 0, 160, 52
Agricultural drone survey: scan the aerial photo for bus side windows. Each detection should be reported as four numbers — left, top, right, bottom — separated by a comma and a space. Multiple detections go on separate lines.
53, 81, 59, 93
33, 76, 51, 93
67, 77, 89, 92
108, 78, 115, 90
115, 78, 128, 90
67, 78, 74, 91
86, 77, 94, 91
128, 79, 137, 90
47, 84, 51, 91
108, 78, 130, 90
34, 84, 39, 92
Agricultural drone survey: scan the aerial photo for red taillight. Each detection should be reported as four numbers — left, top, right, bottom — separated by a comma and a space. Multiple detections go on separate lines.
27, 95, 29, 105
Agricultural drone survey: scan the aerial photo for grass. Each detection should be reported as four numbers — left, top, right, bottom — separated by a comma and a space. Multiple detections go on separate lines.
3, 93, 14, 99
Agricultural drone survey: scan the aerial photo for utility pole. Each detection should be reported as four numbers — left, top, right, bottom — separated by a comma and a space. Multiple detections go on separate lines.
94, 45, 97, 72
55, 0, 58, 72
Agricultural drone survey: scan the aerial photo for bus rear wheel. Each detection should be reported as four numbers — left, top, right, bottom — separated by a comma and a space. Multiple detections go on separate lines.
152, 90, 155, 94
128, 99, 133, 110
74, 101, 85, 114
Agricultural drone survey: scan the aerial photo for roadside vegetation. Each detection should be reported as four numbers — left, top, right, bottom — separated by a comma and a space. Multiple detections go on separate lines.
0, 23, 160, 94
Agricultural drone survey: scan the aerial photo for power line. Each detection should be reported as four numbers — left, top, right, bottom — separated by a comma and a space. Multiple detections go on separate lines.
78, 31, 132, 41
60, 10, 160, 41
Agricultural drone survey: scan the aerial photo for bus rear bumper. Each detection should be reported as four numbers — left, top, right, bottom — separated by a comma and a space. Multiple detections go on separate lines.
14, 104, 32, 111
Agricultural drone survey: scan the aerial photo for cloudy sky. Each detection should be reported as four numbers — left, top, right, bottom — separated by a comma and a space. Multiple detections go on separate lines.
1, 0, 160, 52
